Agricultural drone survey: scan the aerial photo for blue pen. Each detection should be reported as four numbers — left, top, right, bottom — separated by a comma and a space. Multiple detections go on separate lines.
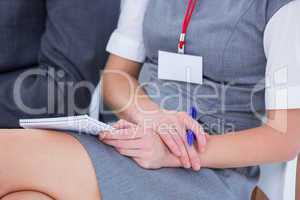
187, 106, 197, 146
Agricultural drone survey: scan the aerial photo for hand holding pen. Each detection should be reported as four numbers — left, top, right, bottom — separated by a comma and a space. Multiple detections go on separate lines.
186, 106, 207, 149
139, 107, 207, 171
187, 106, 198, 146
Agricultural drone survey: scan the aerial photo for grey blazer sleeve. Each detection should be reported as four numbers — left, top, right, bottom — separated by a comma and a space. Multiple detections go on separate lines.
0, 0, 120, 128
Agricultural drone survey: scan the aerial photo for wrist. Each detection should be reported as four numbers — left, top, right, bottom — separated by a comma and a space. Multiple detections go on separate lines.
199, 154, 208, 168
199, 135, 214, 168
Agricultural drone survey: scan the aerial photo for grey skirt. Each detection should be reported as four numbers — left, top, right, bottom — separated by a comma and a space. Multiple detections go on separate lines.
67, 132, 259, 200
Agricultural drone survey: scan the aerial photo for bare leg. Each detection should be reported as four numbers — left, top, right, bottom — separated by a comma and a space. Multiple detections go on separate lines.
296, 156, 300, 200
0, 129, 101, 200
1, 191, 54, 200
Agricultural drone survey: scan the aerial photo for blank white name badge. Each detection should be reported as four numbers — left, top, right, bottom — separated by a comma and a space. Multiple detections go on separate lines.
158, 51, 203, 84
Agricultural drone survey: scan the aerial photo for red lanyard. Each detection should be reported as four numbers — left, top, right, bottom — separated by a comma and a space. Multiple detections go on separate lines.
178, 0, 199, 54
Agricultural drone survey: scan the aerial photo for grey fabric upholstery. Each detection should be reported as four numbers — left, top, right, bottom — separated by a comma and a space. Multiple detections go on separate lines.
0, 0, 120, 127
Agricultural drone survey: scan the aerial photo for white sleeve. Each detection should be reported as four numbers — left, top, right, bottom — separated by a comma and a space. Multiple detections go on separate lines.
264, 0, 300, 110
106, 0, 149, 63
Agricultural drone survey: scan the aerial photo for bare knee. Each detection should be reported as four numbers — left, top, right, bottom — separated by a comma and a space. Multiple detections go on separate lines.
1, 191, 55, 200
0, 129, 100, 200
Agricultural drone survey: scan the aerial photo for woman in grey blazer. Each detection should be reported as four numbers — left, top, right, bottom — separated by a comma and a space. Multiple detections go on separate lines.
1, 0, 300, 200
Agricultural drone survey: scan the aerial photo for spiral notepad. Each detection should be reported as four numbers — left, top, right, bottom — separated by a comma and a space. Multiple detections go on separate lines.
19, 115, 113, 136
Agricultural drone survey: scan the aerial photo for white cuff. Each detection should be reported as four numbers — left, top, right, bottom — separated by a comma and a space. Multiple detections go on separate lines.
106, 31, 146, 63
266, 85, 300, 110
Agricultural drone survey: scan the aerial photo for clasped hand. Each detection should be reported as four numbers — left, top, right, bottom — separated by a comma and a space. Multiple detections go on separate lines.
99, 110, 207, 171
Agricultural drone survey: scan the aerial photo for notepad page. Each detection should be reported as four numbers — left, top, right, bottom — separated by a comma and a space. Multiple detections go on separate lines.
20, 115, 113, 136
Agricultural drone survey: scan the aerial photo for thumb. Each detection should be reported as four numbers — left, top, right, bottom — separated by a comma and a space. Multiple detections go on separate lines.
98, 129, 113, 140
113, 119, 136, 129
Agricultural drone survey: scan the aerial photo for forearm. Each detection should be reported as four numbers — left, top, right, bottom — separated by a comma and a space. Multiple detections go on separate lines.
102, 54, 160, 124
201, 124, 298, 169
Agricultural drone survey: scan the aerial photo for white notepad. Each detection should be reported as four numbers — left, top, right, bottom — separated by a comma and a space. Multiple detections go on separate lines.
19, 115, 113, 136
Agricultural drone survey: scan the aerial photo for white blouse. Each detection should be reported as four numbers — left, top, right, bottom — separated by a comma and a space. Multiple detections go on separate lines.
106, 0, 300, 110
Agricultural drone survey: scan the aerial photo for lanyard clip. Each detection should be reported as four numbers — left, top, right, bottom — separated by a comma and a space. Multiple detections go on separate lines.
178, 33, 186, 54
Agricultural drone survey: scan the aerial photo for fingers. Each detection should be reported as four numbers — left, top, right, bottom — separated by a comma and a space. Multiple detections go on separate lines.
99, 128, 141, 140
113, 119, 136, 129
159, 133, 181, 157
155, 114, 202, 170
186, 145, 201, 171
170, 126, 191, 168
103, 139, 142, 149
99, 119, 136, 140
178, 129, 201, 171
179, 112, 207, 152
